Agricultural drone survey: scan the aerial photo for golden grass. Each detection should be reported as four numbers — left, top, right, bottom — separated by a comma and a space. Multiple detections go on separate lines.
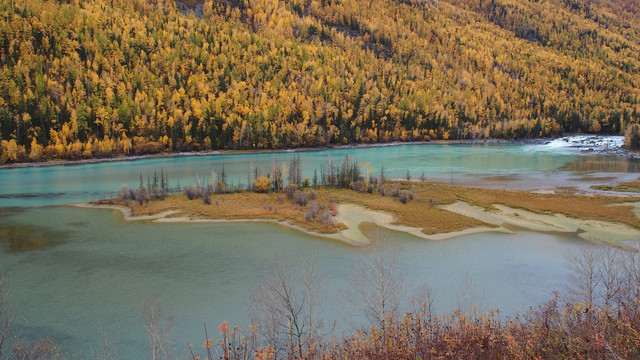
97, 192, 345, 234
312, 185, 486, 235
592, 179, 640, 194
451, 185, 640, 229
318, 181, 640, 233
94, 181, 640, 236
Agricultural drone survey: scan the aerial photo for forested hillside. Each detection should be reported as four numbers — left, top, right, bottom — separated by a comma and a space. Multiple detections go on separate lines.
1, 0, 639, 162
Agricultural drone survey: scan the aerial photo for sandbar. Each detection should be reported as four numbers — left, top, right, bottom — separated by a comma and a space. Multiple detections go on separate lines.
442, 201, 640, 247
72, 203, 367, 246
332, 203, 510, 245
73, 198, 640, 247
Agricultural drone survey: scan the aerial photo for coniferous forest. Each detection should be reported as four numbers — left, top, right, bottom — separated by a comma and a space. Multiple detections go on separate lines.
1, 0, 639, 162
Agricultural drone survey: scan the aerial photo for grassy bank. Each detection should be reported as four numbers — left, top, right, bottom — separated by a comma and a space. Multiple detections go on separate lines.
93, 180, 640, 244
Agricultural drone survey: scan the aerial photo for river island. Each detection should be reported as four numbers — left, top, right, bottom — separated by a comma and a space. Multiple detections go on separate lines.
83, 178, 640, 248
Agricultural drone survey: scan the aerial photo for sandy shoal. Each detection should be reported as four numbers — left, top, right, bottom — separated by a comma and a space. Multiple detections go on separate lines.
72, 200, 640, 247
442, 201, 640, 246
72, 203, 366, 246
332, 203, 510, 245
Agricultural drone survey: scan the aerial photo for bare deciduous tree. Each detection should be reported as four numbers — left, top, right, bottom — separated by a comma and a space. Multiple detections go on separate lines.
250, 256, 321, 359
301, 255, 319, 355
346, 230, 403, 340
566, 246, 601, 310
94, 316, 120, 360
456, 272, 485, 316
619, 243, 640, 309
248, 161, 254, 191
565, 245, 631, 311
140, 299, 173, 360
599, 246, 622, 308
410, 284, 435, 324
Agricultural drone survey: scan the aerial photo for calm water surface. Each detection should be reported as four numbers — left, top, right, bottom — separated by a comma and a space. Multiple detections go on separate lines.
0, 138, 639, 358
2, 138, 639, 207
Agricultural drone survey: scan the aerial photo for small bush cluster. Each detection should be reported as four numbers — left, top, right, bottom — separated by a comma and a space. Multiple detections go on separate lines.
398, 190, 414, 204
349, 177, 381, 195
319, 210, 333, 225
284, 184, 298, 200
304, 201, 323, 220
184, 185, 213, 204
118, 170, 170, 210
303, 201, 334, 225
149, 187, 167, 200
350, 180, 364, 192
119, 185, 149, 205
263, 204, 278, 213
118, 184, 136, 201
183, 186, 203, 200
382, 183, 415, 204
391, 183, 400, 198
293, 191, 308, 206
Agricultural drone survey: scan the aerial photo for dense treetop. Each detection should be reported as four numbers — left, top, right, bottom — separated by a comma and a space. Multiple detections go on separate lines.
1, 0, 639, 162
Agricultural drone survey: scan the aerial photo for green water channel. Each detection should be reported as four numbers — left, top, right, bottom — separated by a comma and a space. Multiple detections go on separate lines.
0, 138, 638, 358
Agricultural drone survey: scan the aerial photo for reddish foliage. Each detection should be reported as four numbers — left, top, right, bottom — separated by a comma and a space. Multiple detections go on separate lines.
330, 203, 337, 216
205, 296, 640, 360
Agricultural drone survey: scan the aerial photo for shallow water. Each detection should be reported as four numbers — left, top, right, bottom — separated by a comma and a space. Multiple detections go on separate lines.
0, 138, 639, 358
0, 206, 583, 359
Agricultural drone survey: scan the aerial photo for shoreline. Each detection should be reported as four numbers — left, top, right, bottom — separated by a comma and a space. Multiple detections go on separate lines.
442, 201, 640, 249
71, 202, 511, 246
2, 135, 631, 170
72, 199, 640, 248
0, 139, 488, 170
72, 202, 369, 246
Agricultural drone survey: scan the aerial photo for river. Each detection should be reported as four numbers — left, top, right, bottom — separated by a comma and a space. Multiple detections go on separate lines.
0, 136, 638, 358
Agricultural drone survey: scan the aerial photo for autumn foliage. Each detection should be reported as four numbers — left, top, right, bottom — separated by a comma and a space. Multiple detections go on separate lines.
315, 297, 640, 360
1, 0, 640, 162
183, 294, 640, 360
252, 176, 273, 193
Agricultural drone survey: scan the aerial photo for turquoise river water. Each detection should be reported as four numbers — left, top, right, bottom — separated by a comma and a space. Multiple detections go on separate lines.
1, 137, 639, 358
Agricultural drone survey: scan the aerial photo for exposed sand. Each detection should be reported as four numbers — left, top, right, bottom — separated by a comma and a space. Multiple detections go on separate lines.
73, 200, 640, 248
442, 201, 640, 247
73, 203, 182, 221
333, 203, 510, 245
75, 202, 502, 246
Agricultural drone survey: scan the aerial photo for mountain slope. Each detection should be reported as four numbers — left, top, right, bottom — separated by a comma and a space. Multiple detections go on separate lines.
0, 0, 639, 161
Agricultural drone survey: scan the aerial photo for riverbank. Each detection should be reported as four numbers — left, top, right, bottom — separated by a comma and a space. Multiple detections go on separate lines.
73, 202, 366, 245
82, 181, 640, 247
73, 201, 510, 246
2, 135, 631, 170
0, 140, 480, 169
442, 201, 640, 248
